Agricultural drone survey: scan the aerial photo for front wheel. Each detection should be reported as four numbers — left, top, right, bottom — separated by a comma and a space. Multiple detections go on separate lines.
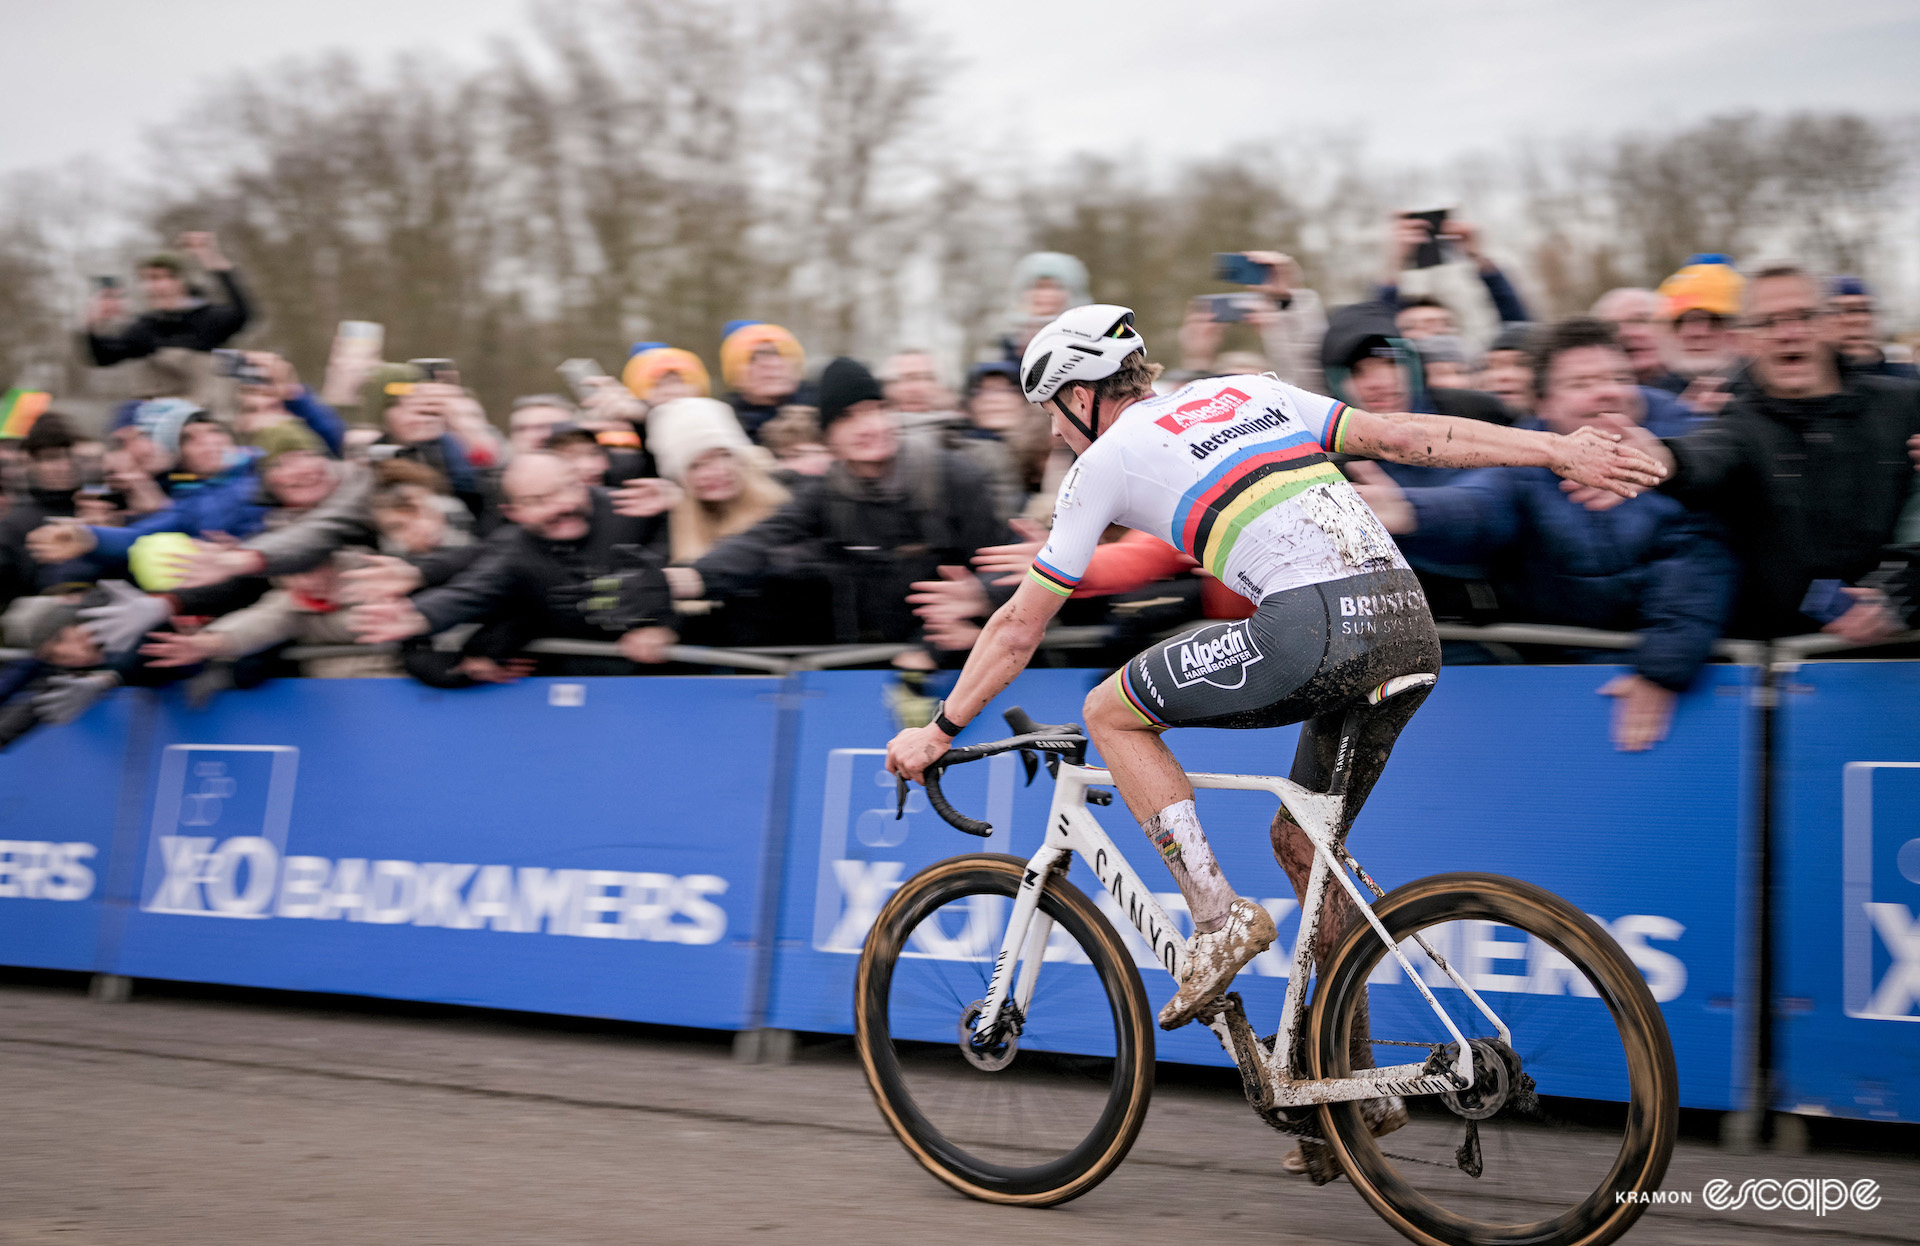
1310, 872, 1678, 1246
854, 853, 1155, 1206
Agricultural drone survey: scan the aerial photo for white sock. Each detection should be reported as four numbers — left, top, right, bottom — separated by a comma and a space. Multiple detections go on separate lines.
1142, 799, 1234, 934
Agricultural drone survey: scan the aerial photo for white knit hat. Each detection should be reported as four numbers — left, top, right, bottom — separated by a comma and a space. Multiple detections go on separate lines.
647, 397, 759, 483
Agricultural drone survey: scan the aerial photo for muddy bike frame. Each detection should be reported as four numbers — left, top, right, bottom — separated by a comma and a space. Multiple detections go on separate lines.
963, 750, 1510, 1108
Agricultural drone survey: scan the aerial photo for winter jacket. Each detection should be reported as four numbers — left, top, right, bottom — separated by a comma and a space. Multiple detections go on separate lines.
0, 487, 76, 608
86, 461, 267, 563
695, 439, 1009, 644
1657, 365, 1920, 639
238, 460, 376, 576
1397, 390, 1734, 689
411, 488, 670, 644
83, 271, 252, 365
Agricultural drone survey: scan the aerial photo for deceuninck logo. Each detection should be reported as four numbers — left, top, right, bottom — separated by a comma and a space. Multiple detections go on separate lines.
1166, 620, 1264, 690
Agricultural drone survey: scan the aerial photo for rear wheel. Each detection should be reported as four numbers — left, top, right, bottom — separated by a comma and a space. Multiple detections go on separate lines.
855, 853, 1155, 1206
1310, 872, 1678, 1246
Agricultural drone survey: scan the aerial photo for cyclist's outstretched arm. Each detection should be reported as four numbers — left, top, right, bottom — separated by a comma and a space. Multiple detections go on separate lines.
887, 577, 1065, 783
1339, 407, 1665, 499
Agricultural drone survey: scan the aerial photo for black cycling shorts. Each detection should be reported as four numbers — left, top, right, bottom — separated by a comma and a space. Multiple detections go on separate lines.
1113, 568, 1441, 819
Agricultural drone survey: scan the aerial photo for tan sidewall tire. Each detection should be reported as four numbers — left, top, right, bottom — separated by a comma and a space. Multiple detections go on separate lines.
1308, 872, 1678, 1246
854, 853, 1156, 1206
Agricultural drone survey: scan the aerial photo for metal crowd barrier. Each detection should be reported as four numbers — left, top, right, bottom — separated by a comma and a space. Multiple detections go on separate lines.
2, 625, 1912, 675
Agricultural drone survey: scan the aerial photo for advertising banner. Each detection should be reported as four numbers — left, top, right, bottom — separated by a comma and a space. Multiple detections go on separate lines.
771, 664, 1756, 1109
0, 689, 146, 971
103, 676, 783, 1031
1774, 661, 1920, 1122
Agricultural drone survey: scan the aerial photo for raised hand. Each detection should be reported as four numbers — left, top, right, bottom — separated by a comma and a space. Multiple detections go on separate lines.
138, 630, 226, 668
348, 600, 430, 644
969, 517, 1046, 586
26, 520, 96, 565
340, 555, 423, 604
1344, 461, 1415, 534
78, 581, 171, 656
908, 566, 990, 627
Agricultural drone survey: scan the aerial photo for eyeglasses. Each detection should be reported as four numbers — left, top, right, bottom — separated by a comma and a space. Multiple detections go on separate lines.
1742, 308, 1822, 332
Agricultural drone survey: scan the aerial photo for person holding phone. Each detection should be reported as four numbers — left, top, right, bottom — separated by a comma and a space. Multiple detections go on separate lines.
82, 232, 252, 368
1178, 251, 1328, 393
1377, 212, 1531, 331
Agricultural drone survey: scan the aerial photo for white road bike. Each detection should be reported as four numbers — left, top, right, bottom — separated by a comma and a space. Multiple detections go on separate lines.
856, 706, 1677, 1246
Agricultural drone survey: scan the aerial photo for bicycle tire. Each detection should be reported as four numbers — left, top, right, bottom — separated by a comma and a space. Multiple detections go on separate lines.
855, 852, 1155, 1206
1310, 872, 1678, 1246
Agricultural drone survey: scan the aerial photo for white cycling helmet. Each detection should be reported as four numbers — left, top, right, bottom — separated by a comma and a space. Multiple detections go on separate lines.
1020, 304, 1145, 442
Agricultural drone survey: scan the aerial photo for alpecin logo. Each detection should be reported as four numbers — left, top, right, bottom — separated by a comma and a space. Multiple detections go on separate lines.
1155, 386, 1251, 434
1166, 620, 1264, 690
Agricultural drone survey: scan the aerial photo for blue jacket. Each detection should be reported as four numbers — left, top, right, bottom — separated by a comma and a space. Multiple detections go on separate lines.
86, 458, 269, 565
1396, 389, 1736, 689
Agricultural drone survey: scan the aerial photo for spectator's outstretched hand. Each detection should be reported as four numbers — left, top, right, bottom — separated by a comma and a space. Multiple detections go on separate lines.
138, 630, 226, 668
618, 626, 676, 664
1824, 587, 1899, 645
1599, 675, 1675, 752
1555, 417, 1668, 507
1345, 462, 1415, 534
612, 478, 684, 518
26, 520, 96, 564
32, 671, 120, 725
79, 581, 171, 656
1178, 304, 1226, 371
165, 539, 257, 589
349, 600, 430, 644
457, 656, 536, 684
1906, 432, 1919, 472
1677, 374, 1731, 417
968, 518, 1046, 586
923, 618, 983, 652
908, 566, 990, 628
341, 555, 424, 604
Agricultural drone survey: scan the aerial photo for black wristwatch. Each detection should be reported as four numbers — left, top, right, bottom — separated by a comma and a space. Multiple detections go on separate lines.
934, 702, 967, 738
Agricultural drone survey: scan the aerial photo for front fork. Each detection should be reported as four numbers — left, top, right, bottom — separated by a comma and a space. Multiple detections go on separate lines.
970, 845, 1069, 1044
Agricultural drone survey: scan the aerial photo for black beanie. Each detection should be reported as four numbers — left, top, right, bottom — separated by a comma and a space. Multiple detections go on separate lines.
817, 356, 884, 428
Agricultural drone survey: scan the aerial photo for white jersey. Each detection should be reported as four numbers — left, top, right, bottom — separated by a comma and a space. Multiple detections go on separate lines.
1026, 374, 1406, 604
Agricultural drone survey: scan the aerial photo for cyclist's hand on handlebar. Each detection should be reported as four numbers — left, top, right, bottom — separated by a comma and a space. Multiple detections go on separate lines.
885, 723, 952, 785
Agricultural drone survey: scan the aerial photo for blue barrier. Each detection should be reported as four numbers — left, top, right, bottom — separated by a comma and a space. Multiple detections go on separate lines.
0, 678, 786, 1030
768, 664, 1756, 1110
1774, 662, 1920, 1122
0, 664, 1756, 1111
0, 689, 146, 972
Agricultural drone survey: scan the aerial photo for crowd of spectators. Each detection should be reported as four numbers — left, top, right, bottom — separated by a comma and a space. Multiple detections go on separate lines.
4, 215, 1919, 754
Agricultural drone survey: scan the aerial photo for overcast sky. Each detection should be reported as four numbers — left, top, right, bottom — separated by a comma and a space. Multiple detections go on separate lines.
5, 0, 1917, 178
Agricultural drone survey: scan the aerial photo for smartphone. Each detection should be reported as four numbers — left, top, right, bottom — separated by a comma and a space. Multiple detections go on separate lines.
558, 358, 607, 400
94, 275, 122, 291
1799, 579, 1852, 625
1196, 293, 1254, 324
1402, 207, 1451, 269
211, 348, 271, 385
1213, 253, 1272, 286
409, 358, 458, 383
77, 484, 126, 509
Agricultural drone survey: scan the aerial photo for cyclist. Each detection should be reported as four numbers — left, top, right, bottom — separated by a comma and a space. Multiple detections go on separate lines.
885, 305, 1664, 1033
